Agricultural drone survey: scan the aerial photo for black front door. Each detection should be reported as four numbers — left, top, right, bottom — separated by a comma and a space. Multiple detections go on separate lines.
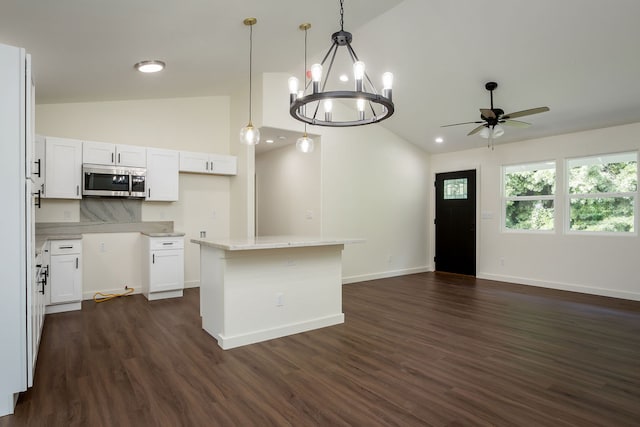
435, 170, 476, 276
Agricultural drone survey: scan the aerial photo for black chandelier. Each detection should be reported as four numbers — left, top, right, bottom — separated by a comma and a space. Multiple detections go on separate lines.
288, 0, 395, 127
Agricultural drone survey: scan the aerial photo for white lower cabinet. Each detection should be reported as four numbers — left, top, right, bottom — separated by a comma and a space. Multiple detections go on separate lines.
142, 235, 184, 300
46, 239, 82, 314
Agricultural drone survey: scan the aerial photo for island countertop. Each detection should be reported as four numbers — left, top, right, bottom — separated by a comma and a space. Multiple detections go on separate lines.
190, 235, 364, 251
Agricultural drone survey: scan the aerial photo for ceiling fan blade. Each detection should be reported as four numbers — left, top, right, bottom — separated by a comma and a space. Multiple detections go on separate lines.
441, 121, 484, 128
480, 108, 496, 119
502, 106, 550, 120
467, 124, 486, 136
501, 119, 531, 128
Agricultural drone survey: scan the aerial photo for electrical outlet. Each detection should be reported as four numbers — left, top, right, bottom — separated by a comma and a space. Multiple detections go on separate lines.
276, 292, 284, 307
100, 242, 106, 252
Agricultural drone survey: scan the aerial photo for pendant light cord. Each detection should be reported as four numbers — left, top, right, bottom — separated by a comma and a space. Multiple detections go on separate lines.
303, 25, 308, 135
339, 0, 344, 31
249, 23, 253, 125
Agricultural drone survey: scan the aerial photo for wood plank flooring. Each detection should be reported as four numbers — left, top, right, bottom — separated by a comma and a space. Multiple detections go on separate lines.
2, 272, 639, 426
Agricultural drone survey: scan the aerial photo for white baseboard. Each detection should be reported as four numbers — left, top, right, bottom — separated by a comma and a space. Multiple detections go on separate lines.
209, 313, 345, 350
184, 280, 199, 289
477, 272, 640, 302
342, 266, 431, 285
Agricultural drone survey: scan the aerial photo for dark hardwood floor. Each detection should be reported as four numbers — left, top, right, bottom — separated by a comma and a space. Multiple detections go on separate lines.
2, 272, 639, 426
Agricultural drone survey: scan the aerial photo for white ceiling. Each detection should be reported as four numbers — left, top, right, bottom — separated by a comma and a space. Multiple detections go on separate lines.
2, 0, 640, 154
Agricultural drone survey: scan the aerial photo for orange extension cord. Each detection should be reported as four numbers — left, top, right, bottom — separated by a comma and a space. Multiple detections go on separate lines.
93, 287, 134, 303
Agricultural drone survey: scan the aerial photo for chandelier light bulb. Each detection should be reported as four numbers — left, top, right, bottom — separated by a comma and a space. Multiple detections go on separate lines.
288, 77, 299, 94
353, 61, 365, 92
296, 134, 314, 153
311, 64, 323, 82
382, 72, 393, 90
288, 77, 299, 104
357, 98, 366, 112
324, 99, 333, 122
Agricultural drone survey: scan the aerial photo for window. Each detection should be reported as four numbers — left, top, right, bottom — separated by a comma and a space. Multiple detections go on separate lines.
503, 161, 556, 231
567, 152, 638, 233
443, 178, 468, 200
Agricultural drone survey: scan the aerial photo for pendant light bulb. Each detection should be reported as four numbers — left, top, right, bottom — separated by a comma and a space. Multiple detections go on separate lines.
310, 64, 323, 82
296, 133, 314, 153
240, 124, 260, 146
353, 61, 366, 80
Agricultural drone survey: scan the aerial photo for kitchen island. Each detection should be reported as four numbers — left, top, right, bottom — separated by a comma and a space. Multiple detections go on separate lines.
191, 236, 363, 349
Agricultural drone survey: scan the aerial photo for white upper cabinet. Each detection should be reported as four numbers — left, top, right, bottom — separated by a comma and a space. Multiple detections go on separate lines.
83, 141, 146, 168
44, 137, 82, 199
179, 151, 237, 175
146, 148, 179, 201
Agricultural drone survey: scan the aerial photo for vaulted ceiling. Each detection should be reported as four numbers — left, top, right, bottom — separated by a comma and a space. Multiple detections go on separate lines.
2, 0, 639, 153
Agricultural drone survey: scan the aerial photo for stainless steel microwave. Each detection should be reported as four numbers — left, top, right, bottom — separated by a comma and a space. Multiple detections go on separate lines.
82, 164, 146, 198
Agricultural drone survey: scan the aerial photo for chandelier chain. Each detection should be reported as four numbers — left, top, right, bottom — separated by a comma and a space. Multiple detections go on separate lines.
339, 0, 344, 31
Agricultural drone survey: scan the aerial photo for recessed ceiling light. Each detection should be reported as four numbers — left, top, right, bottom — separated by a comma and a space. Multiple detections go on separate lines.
134, 60, 166, 73
278, 136, 287, 140
265, 139, 274, 144
435, 137, 444, 144
339, 74, 349, 82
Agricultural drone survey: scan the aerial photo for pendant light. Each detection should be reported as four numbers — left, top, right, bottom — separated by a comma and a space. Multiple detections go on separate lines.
240, 17, 260, 145
288, 0, 394, 127
294, 23, 314, 153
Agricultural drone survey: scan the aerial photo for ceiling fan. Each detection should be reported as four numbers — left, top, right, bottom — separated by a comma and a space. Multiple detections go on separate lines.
442, 81, 550, 148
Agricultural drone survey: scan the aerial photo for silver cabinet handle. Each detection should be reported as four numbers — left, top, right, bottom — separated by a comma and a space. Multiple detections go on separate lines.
152, 254, 155, 264
59, 245, 73, 249
118, 153, 121, 163
76, 185, 80, 196
75, 257, 79, 269
162, 242, 174, 245
111, 153, 114, 163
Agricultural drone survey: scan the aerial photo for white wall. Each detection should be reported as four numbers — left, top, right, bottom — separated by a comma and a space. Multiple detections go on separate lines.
430, 122, 640, 301
256, 142, 322, 236
35, 96, 232, 295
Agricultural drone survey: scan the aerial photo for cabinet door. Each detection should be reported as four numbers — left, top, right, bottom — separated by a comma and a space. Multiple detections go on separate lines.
146, 148, 179, 201
209, 154, 237, 175
50, 253, 82, 304
83, 140, 115, 165
116, 144, 147, 167
44, 137, 82, 199
179, 151, 210, 173
149, 249, 184, 292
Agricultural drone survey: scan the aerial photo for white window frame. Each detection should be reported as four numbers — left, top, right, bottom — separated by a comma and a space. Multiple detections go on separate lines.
502, 160, 556, 233
565, 151, 638, 236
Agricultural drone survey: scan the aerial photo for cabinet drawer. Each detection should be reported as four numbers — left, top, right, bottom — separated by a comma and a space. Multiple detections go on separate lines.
149, 237, 184, 251
50, 239, 81, 255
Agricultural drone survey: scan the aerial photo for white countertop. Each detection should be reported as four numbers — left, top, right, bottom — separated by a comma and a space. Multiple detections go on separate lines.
190, 235, 364, 251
